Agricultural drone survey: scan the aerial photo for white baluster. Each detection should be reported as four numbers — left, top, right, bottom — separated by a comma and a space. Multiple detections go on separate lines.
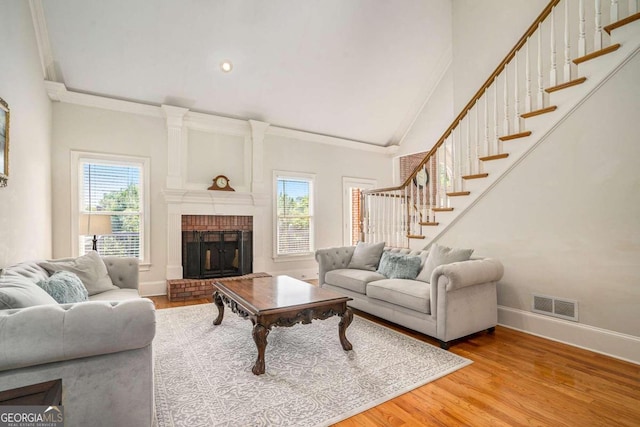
525, 39, 532, 113
611, 0, 619, 23
564, 0, 572, 82
579, 0, 587, 57
503, 66, 510, 136
630, 0, 638, 15
550, 7, 558, 87
595, 0, 602, 51
422, 165, 428, 217
475, 100, 480, 173
443, 138, 448, 197
537, 25, 545, 107
466, 115, 471, 176
484, 91, 490, 156
457, 125, 463, 189
430, 158, 435, 221
514, 53, 520, 133
451, 131, 456, 192
494, 81, 499, 155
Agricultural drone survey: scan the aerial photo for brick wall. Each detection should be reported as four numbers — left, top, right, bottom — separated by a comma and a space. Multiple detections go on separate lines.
351, 188, 361, 244
182, 215, 253, 232
399, 151, 428, 182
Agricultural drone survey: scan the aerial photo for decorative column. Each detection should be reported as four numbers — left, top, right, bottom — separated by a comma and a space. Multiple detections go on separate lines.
162, 105, 189, 279
249, 120, 270, 194
162, 105, 189, 189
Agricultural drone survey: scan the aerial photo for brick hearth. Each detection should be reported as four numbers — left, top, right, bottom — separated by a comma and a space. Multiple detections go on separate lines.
166, 278, 216, 301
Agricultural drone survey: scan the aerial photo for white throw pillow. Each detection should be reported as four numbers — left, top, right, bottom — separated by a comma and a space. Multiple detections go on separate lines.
39, 251, 118, 296
416, 244, 474, 283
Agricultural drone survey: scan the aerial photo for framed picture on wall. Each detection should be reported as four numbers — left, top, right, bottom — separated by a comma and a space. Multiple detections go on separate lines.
0, 97, 9, 187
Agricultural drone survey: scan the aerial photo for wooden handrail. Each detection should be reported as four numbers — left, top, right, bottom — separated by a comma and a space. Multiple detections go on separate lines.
364, 0, 561, 196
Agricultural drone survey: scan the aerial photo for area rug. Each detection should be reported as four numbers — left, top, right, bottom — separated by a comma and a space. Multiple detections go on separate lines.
154, 303, 471, 427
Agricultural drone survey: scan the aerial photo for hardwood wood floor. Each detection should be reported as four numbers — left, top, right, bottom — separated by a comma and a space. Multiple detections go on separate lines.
148, 294, 640, 426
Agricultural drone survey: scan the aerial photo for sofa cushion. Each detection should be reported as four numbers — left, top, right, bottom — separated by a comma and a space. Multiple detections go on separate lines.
347, 241, 385, 271
416, 244, 474, 283
36, 271, 89, 304
0, 274, 58, 309
39, 251, 119, 296
377, 252, 422, 280
366, 279, 431, 314
325, 269, 386, 294
88, 288, 140, 302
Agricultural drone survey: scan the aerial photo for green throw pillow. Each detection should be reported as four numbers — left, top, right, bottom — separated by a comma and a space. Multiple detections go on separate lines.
37, 271, 89, 304
376, 252, 422, 280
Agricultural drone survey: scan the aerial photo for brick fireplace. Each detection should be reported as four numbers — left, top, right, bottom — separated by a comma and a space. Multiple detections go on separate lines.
167, 214, 254, 301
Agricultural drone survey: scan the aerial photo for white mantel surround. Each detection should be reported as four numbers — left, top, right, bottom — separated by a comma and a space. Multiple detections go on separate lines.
162, 189, 268, 280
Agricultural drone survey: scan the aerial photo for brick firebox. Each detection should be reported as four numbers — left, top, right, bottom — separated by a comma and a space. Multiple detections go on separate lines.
167, 215, 253, 301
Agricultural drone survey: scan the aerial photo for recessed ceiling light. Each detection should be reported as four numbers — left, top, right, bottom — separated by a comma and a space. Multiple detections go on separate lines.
220, 61, 233, 73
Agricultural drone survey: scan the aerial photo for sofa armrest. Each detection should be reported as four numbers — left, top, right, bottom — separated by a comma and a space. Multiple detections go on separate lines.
315, 246, 356, 286
0, 299, 156, 372
432, 258, 504, 292
103, 256, 139, 290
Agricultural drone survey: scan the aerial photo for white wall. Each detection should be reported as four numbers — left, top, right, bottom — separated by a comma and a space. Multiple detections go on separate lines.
0, 1, 52, 266
50, 103, 167, 286
451, 0, 548, 111
436, 51, 640, 337
263, 134, 392, 277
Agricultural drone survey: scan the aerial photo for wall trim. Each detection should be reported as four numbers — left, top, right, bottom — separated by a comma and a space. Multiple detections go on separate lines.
498, 306, 640, 365
266, 268, 319, 282
28, 0, 57, 81
44, 82, 396, 153
139, 280, 167, 297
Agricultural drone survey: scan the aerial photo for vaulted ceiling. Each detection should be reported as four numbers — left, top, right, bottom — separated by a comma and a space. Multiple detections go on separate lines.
40, 0, 452, 146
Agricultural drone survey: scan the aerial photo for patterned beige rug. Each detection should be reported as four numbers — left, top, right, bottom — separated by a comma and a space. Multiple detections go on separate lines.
154, 303, 471, 427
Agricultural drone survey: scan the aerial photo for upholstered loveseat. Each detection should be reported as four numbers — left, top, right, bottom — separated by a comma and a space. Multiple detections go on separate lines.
315, 243, 504, 348
0, 253, 156, 427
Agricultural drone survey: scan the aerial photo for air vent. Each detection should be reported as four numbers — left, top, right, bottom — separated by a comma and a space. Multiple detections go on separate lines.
532, 294, 578, 321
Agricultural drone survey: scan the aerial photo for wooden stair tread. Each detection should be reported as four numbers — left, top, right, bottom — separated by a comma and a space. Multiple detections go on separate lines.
573, 44, 621, 65
604, 12, 640, 34
480, 153, 509, 161
419, 222, 439, 226
432, 207, 454, 212
462, 173, 489, 180
521, 106, 557, 118
546, 77, 587, 93
447, 191, 471, 197
407, 234, 426, 239
499, 131, 532, 141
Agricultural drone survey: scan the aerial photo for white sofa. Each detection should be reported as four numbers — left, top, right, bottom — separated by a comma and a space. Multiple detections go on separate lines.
315, 245, 504, 348
0, 255, 156, 427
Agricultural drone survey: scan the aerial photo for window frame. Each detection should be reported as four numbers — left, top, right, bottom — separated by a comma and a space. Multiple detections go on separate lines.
71, 151, 151, 270
272, 170, 316, 261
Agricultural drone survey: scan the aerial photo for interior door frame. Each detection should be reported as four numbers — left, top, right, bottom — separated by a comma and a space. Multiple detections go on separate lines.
342, 177, 377, 246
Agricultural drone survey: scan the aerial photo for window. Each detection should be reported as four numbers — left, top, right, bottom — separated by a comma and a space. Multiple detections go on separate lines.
72, 152, 150, 266
274, 172, 315, 258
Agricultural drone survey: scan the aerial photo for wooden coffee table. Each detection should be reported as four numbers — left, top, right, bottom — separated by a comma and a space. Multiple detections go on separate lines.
212, 275, 353, 375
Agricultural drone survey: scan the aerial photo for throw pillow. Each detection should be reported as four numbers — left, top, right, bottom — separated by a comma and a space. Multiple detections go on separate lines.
0, 275, 58, 309
39, 251, 118, 296
348, 241, 385, 271
36, 271, 89, 304
416, 244, 474, 283
377, 252, 422, 280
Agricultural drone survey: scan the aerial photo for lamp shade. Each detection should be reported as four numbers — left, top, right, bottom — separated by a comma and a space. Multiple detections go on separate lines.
79, 214, 112, 236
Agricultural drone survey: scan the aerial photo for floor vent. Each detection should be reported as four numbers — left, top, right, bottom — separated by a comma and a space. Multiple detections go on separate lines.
532, 294, 578, 321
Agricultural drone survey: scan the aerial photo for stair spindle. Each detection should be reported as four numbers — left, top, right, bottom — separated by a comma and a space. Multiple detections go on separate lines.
484, 91, 490, 156
514, 53, 520, 133
503, 65, 510, 135
550, 7, 558, 87
525, 39, 533, 113
564, 0, 572, 82
595, 0, 603, 50
475, 100, 481, 174
537, 25, 545, 109
611, 0, 619, 22
494, 81, 499, 156
579, 0, 587, 56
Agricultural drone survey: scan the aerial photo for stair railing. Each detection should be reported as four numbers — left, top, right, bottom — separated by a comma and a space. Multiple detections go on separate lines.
362, 0, 638, 246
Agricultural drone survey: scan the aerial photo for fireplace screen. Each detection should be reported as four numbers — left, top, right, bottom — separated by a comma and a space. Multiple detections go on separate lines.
182, 230, 252, 279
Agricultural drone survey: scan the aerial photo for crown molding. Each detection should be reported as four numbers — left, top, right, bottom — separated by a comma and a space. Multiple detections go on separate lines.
28, 0, 57, 81
44, 83, 396, 154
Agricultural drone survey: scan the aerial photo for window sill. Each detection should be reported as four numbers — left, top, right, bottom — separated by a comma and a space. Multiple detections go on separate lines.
272, 253, 315, 263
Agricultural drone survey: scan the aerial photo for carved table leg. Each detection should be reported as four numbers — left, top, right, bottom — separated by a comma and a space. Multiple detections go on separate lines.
213, 291, 224, 325
338, 308, 353, 351
252, 323, 269, 375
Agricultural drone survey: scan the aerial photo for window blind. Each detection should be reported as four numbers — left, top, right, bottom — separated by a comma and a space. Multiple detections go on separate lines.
276, 178, 313, 255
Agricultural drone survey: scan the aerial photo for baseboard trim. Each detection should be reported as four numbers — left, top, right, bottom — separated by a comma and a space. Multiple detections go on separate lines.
140, 281, 167, 297
498, 306, 640, 365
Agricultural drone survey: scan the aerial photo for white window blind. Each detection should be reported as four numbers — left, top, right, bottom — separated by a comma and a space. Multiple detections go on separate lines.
80, 160, 143, 259
276, 176, 314, 256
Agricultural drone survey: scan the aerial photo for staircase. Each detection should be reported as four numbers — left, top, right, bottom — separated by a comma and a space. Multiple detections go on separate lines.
362, 0, 640, 250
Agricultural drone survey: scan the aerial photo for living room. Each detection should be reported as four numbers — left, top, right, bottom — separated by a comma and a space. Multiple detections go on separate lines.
1, 0, 639, 426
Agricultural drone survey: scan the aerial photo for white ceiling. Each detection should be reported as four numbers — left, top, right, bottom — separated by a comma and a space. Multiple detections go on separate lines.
41, 0, 452, 146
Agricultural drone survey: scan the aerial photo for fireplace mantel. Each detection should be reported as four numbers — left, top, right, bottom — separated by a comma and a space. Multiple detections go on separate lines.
163, 188, 268, 280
